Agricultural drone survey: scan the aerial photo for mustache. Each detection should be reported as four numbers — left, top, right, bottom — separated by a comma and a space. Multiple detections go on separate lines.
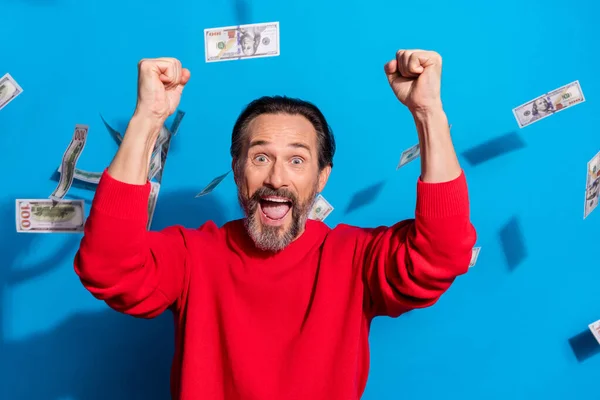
251, 186, 298, 204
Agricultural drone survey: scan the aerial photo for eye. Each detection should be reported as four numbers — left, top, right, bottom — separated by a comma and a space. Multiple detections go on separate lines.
254, 154, 268, 163
291, 157, 304, 165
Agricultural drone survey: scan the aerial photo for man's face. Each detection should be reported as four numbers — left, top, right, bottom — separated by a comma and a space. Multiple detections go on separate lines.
235, 113, 331, 252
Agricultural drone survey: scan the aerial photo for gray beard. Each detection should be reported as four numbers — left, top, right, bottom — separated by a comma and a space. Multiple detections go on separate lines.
237, 185, 317, 252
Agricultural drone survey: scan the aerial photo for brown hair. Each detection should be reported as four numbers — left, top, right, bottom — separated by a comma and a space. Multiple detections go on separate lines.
230, 96, 336, 172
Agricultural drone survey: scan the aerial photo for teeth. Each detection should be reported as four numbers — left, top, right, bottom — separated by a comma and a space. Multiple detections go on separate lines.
263, 197, 289, 203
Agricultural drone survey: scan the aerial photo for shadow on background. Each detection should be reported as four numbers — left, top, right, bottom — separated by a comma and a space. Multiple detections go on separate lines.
499, 215, 527, 271
462, 132, 526, 166
152, 188, 229, 230
569, 329, 600, 362
344, 180, 386, 215
1, 189, 227, 400
232, 0, 251, 25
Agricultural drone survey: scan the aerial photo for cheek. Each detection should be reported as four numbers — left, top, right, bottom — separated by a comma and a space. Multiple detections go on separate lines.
294, 178, 318, 201
242, 169, 265, 193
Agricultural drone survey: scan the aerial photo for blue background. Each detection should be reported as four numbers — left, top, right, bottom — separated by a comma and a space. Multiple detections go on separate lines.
1, 0, 599, 398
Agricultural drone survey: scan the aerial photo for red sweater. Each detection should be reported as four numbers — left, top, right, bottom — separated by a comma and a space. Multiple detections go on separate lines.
74, 170, 476, 400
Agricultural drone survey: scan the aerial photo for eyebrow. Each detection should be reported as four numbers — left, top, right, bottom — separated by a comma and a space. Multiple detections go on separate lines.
248, 139, 311, 153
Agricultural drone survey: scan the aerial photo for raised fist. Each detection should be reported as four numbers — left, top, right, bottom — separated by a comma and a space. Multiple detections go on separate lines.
384, 50, 442, 113
135, 57, 191, 122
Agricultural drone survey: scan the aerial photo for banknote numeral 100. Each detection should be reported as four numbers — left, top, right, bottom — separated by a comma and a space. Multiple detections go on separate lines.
19, 202, 32, 230
74, 128, 86, 141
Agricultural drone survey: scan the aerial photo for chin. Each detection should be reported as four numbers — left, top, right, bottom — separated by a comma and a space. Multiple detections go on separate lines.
245, 208, 300, 253
238, 184, 315, 252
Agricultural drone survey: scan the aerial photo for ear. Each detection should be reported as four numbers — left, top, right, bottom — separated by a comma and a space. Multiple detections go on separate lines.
317, 165, 331, 193
231, 158, 239, 185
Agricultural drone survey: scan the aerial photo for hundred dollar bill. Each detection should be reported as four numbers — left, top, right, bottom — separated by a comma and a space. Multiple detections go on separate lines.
396, 143, 420, 170
513, 81, 585, 128
73, 168, 102, 185
58, 165, 102, 185
584, 150, 600, 219
170, 110, 185, 136
155, 125, 171, 150
204, 21, 280, 63
147, 181, 160, 230
16, 199, 85, 233
100, 114, 123, 145
308, 194, 334, 222
50, 125, 88, 201
0, 73, 23, 111
155, 141, 171, 184
469, 247, 481, 268
589, 319, 600, 345
148, 149, 162, 181
196, 171, 231, 197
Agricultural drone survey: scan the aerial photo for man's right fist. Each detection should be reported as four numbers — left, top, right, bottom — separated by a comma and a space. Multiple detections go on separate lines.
135, 57, 191, 122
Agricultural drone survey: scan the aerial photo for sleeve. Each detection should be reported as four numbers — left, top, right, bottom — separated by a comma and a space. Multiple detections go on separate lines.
73, 170, 192, 319
360, 170, 477, 318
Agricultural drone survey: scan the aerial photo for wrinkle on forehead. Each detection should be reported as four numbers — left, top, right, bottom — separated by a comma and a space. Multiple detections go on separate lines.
245, 113, 318, 153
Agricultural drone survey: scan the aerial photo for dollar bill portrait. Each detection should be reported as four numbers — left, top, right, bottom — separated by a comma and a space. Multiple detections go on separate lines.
0, 80, 16, 104
527, 96, 555, 123
586, 177, 600, 207
238, 25, 267, 56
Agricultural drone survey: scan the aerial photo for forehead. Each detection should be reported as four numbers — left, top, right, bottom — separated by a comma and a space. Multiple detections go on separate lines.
245, 113, 318, 150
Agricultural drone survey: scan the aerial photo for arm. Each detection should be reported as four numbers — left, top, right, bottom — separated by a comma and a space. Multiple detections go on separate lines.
107, 114, 163, 184
361, 169, 476, 318
413, 106, 461, 184
74, 170, 190, 318
361, 50, 476, 318
74, 58, 193, 318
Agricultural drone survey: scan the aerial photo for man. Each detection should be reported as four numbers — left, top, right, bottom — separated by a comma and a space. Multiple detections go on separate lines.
74, 49, 477, 400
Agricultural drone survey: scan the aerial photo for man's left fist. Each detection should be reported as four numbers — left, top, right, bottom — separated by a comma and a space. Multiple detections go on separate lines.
384, 49, 443, 113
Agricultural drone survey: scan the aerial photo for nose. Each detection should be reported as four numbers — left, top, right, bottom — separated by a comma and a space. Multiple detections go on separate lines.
263, 160, 287, 190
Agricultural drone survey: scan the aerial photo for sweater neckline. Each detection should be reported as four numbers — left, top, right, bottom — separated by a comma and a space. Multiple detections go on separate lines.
225, 218, 329, 264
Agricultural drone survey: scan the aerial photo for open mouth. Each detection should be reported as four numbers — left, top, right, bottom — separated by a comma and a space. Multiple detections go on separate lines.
259, 196, 292, 221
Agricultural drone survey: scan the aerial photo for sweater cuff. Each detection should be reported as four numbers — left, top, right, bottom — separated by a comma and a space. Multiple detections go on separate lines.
415, 170, 470, 218
92, 169, 151, 221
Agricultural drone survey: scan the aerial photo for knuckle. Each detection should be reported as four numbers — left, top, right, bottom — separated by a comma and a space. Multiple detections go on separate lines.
138, 58, 152, 70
